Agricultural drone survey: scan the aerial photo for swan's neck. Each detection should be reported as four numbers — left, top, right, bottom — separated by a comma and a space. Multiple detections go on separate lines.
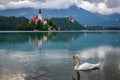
75, 57, 80, 68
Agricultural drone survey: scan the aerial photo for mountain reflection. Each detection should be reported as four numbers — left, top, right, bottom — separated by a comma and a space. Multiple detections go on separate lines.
0, 32, 81, 43
0, 32, 82, 51
47, 32, 81, 43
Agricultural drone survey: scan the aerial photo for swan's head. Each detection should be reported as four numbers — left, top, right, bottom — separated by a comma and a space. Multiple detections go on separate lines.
73, 54, 80, 59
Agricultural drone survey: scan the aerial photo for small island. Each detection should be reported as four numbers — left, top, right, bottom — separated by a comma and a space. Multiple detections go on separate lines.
17, 9, 59, 31
0, 9, 59, 31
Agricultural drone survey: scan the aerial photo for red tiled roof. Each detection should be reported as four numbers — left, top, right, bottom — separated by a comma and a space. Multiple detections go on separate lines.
32, 17, 40, 21
32, 17, 47, 24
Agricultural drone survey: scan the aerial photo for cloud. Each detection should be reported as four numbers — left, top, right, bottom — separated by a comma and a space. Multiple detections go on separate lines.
75, 0, 120, 15
0, 0, 74, 10
0, 0, 120, 15
77, 46, 120, 60
105, 0, 120, 8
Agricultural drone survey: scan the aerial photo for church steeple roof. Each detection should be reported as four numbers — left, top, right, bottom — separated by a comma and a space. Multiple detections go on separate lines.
39, 8, 41, 14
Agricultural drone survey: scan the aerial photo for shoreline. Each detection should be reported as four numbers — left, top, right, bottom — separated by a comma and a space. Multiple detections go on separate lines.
0, 30, 120, 33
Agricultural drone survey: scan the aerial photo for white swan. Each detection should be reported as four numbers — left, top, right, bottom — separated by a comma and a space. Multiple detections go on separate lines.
73, 54, 100, 71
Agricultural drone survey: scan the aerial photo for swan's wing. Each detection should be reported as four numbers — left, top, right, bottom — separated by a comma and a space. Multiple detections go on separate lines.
78, 63, 94, 70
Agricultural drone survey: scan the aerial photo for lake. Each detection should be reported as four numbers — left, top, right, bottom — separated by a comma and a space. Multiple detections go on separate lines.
0, 32, 120, 80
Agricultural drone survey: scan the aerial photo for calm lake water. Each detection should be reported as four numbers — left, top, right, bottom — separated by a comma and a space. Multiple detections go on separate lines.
0, 32, 120, 80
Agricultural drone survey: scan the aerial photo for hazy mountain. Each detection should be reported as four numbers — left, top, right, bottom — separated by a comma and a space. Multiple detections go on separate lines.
0, 5, 120, 27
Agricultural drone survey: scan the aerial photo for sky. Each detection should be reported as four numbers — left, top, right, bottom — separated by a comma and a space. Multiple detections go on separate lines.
0, 0, 120, 15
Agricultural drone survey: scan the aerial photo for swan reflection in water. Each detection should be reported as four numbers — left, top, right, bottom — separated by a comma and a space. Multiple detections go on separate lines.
72, 68, 100, 80
72, 71, 80, 80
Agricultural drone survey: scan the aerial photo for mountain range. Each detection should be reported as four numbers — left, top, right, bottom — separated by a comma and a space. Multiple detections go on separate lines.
0, 5, 120, 27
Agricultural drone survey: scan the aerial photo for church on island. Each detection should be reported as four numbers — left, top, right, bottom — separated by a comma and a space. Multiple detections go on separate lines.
16, 8, 59, 31
31, 9, 47, 25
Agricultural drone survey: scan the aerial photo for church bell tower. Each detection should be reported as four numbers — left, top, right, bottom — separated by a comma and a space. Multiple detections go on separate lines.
38, 8, 42, 20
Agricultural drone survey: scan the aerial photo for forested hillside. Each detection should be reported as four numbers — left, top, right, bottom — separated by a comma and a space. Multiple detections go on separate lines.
51, 17, 84, 30
0, 16, 28, 30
